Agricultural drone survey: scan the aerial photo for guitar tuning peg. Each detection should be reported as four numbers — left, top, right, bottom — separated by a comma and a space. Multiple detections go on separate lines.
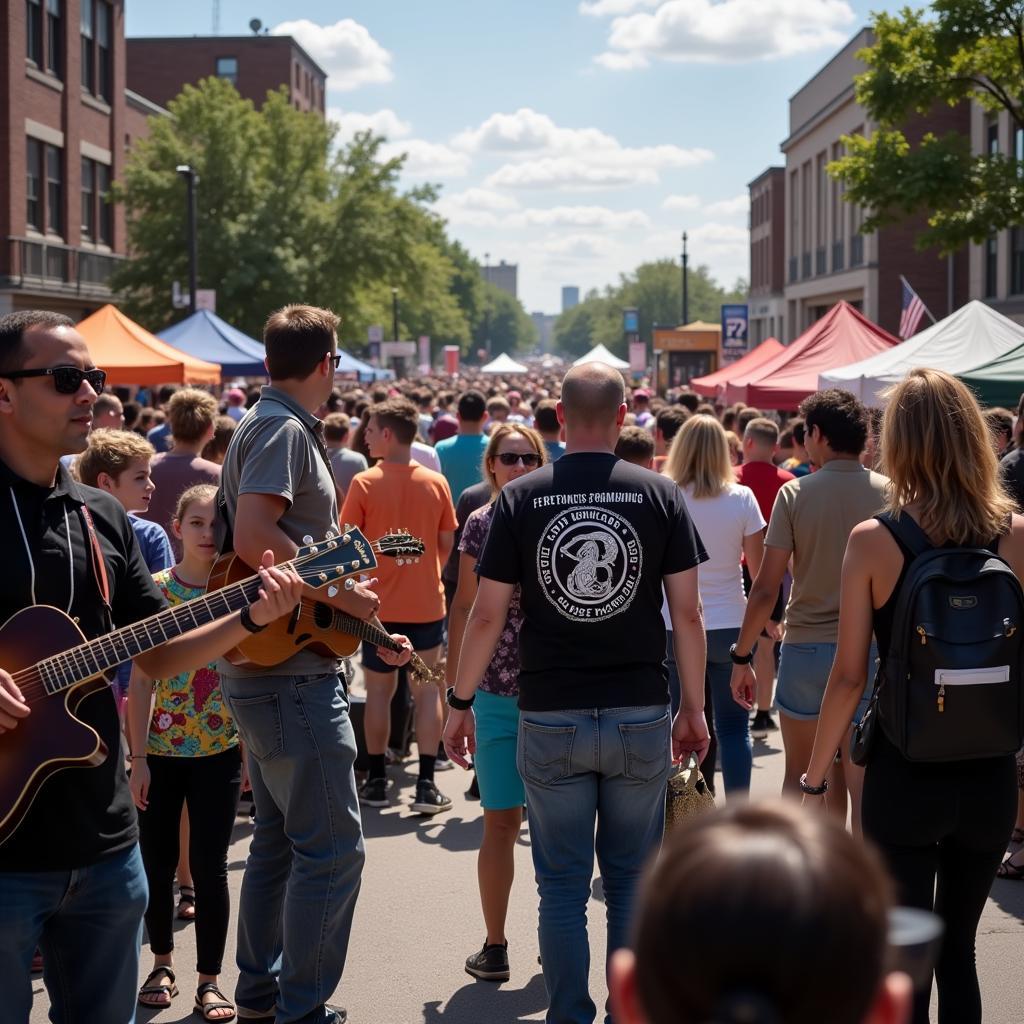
342, 533, 351, 545
344, 578, 356, 591
396, 558, 404, 566
302, 535, 313, 545
325, 529, 336, 540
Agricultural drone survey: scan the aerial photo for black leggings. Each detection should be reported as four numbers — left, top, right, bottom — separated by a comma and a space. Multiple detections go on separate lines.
137, 748, 242, 975
862, 734, 1017, 1024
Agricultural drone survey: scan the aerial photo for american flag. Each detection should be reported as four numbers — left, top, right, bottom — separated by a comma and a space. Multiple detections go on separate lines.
898, 277, 930, 339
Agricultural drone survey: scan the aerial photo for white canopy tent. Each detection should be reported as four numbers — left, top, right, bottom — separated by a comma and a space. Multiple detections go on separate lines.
572, 343, 630, 370
480, 352, 529, 374
818, 300, 1024, 406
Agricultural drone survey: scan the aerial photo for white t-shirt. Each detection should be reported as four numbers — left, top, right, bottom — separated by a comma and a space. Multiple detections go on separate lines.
662, 482, 765, 631
410, 440, 441, 473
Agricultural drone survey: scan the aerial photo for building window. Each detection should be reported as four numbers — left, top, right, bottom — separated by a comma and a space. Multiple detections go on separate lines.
46, 0, 61, 74
26, 139, 43, 231
1011, 229, 1024, 295
98, 163, 112, 244
27, 0, 43, 64
985, 237, 998, 298
81, 158, 95, 239
216, 56, 238, 85
45, 144, 63, 235
81, 1, 111, 100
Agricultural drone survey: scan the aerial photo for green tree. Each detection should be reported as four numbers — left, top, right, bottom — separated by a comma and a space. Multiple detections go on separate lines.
830, 2, 1024, 251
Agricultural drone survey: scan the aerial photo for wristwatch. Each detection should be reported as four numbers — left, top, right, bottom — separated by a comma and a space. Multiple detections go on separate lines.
446, 687, 475, 711
729, 643, 754, 666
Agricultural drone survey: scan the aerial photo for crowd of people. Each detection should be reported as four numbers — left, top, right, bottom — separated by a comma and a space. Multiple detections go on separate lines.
0, 304, 1022, 1024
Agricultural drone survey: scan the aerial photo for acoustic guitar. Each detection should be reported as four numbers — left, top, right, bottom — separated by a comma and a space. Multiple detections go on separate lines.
0, 528, 404, 847
223, 599, 444, 686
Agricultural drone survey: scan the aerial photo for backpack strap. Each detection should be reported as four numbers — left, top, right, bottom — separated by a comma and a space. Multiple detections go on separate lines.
875, 510, 933, 559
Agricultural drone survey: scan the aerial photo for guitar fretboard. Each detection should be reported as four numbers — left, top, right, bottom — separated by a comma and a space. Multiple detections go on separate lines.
330, 609, 437, 682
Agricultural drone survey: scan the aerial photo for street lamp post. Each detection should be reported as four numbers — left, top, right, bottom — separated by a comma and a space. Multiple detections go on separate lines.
176, 165, 199, 315
681, 231, 689, 327
391, 287, 400, 341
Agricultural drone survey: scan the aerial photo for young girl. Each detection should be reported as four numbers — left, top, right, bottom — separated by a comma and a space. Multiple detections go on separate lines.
127, 484, 242, 1022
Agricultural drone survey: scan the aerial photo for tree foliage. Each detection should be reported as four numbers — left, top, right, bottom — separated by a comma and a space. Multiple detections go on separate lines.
111, 77, 535, 357
830, 2, 1024, 251
552, 260, 747, 358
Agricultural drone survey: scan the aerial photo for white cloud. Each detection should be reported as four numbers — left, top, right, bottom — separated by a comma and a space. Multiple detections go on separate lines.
435, 194, 650, 231
705, 193, 749, 216
382, 139, 471, 178
329, 108, 411, 144
579, 0, 660, 16
486, 158, 660, 190
272, 18, 393, 91
517, 206, 650, 229
454, 108, 619, 155
540, 234, 615, 260
438, 188, 521, 213
686, 222, 749, 266
593, 0, 856, 67
662, 194, 701, 212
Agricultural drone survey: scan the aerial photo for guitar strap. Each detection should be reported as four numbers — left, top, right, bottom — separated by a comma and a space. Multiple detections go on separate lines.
80, 504, 112, 619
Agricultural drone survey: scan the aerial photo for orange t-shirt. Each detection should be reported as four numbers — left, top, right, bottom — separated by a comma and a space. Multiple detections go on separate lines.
339, 461, 458, 623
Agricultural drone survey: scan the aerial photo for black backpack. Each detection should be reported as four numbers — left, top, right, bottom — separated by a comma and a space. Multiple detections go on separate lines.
873, 512, 1024, 762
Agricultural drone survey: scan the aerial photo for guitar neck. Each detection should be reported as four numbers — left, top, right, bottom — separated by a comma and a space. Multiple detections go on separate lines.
39, 574, 267, 697
328, 609, 436, 680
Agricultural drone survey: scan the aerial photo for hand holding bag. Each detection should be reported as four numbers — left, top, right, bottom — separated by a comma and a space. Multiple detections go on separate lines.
665, 754, 716, 834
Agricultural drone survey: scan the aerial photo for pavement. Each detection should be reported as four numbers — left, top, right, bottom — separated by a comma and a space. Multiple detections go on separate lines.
29, 695, 1024, 1024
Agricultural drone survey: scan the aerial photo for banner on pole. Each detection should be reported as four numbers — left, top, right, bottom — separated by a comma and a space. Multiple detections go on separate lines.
720, 304, 749, 364
444, 345, 460, 375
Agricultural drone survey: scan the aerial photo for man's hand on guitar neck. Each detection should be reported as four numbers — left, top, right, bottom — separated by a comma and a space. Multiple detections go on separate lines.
0, 671, 30, 733
320, 577, 381, 621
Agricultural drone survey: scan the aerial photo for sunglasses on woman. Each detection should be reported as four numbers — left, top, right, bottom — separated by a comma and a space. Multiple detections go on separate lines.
496, 452, 542, 467
2, 365, 107, 394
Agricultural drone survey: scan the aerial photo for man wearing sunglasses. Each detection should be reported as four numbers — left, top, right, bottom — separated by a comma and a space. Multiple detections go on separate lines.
0, 310, 305, 1024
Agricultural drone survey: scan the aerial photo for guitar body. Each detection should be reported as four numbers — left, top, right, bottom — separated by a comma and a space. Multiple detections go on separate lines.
225, 600, 362, 668
0, 606, 110, 848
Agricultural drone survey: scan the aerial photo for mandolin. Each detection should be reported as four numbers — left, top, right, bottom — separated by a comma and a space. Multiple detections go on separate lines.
224, 599, 444, 685
0, 528, 393, 847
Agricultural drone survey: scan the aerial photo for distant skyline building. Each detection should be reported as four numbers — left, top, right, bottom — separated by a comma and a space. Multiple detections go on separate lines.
530, 311, 556, 352
561, 285, 580, 311
482, 259, 517, 299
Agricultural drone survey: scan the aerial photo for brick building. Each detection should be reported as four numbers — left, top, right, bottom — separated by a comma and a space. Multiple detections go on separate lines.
1, 0, 134, 317
748, 166, 786, 344
126, 35, 327, 116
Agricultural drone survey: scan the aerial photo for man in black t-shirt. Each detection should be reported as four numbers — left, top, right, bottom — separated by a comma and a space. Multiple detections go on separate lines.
444, 362, 709, 1023
0, 311, 302, 1024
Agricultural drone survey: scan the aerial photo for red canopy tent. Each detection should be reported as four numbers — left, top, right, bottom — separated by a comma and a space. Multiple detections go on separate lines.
722, 302, 899, 411
690, 338, 783, 397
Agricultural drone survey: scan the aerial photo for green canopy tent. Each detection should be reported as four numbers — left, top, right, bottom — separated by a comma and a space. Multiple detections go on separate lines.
959, 343, 1024, 408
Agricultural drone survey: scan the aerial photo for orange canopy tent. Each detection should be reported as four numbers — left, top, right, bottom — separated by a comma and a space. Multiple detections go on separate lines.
689, 338, 784, 397
76, 304, 221, 386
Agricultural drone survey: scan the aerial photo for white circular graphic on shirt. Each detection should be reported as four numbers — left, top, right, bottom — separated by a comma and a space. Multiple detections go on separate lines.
537, 505, 643, 622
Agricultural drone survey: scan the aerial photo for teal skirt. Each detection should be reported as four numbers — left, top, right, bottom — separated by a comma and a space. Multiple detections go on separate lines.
475, 690, 525, 811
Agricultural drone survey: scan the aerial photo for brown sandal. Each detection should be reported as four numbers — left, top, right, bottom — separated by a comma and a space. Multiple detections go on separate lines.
195, 982, 236, 1021
138, 966, 178, 1008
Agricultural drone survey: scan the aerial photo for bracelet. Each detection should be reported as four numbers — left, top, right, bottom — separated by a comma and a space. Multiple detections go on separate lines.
798, 773, 828, 796
240, 605, 267, 634
446, 687, 475, 711
729, 643, 754, 666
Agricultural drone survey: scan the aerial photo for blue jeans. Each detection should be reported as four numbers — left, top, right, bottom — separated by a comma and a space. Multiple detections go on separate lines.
517, 705, 672, 1024
0, 844, 148, 1024
222, 672, 365, 1024
705, 627, 752, 795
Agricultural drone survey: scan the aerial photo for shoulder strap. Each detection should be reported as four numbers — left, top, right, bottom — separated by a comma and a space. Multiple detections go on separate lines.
80, 504, 111, 610
875, 510, 932, 559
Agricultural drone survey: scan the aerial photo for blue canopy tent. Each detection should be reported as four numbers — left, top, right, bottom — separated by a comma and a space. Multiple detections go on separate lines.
158, 310, 266, 377
335, 349, 394, 382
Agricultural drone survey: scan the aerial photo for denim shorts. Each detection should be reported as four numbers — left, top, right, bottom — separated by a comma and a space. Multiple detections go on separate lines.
775, 641, 877, 722
474, 690, 525, 811
361, 618, 444, 672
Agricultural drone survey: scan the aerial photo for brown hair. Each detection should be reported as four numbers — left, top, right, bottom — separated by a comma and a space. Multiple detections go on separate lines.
614, 425, 655, 466
166, 388, 219, 443
322, 411, 350, 443
882, 368, 1016, 545
483, 424, 547, 495
174, 483, 218, 523
743, 417, 779, 448
369, 397, 418, 446
264, 304, 340, 381
633, 802, 892, 1024
77, 429, 155, 487
201, 415, 237, 464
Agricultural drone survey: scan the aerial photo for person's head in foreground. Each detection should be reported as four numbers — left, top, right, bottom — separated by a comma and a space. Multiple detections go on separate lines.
558, 363, 626, 446
609, 802, 911, 1024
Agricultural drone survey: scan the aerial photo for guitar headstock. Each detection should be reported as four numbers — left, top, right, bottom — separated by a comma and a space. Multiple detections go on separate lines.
377, 531, 426, 567
292, 528, 379, 590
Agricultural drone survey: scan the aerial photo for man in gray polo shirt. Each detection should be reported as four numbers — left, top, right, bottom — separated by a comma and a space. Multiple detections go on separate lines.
730, 389, 887, 831
218, 304, 410, 1024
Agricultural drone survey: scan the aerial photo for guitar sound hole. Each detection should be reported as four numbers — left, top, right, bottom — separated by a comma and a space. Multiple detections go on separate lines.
313, 603, 333, 629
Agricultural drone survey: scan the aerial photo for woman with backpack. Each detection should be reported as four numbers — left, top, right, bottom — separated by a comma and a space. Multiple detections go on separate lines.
801, 369, 1022, 1024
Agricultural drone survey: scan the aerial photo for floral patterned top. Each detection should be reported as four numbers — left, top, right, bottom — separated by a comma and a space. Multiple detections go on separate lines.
145, 569, 238, 757
460, 503, 522, 697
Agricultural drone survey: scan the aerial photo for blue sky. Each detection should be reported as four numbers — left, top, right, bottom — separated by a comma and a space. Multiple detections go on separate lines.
128, 0, 906, 314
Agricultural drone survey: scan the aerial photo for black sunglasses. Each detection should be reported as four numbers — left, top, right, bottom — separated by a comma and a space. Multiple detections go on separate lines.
496, 452, 542, 467
330, 353, 344, 370
2, 365, 107, 394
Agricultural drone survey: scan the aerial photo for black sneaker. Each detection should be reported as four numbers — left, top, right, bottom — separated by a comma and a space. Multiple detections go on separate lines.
465, 941, 510, 982
326, 1006, 347, 1024
358, 777, 389, 808
751, 711, 778, 739
466, 772, 480, 800
412, 780, 452, 815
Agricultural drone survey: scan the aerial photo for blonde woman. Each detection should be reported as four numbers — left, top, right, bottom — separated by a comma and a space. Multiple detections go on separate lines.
803, 370, 1022, 1024
664, 415, 765, 794
446, 423, 547, 982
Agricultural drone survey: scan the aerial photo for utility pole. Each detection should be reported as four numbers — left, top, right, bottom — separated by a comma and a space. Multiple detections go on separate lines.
176, 165, 198, 314
391, 287, 400, 341
681, 231, 689, 326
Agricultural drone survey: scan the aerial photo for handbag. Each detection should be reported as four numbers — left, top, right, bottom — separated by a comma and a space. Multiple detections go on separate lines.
850, 662, 883, 767
665, 754, 716, 834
